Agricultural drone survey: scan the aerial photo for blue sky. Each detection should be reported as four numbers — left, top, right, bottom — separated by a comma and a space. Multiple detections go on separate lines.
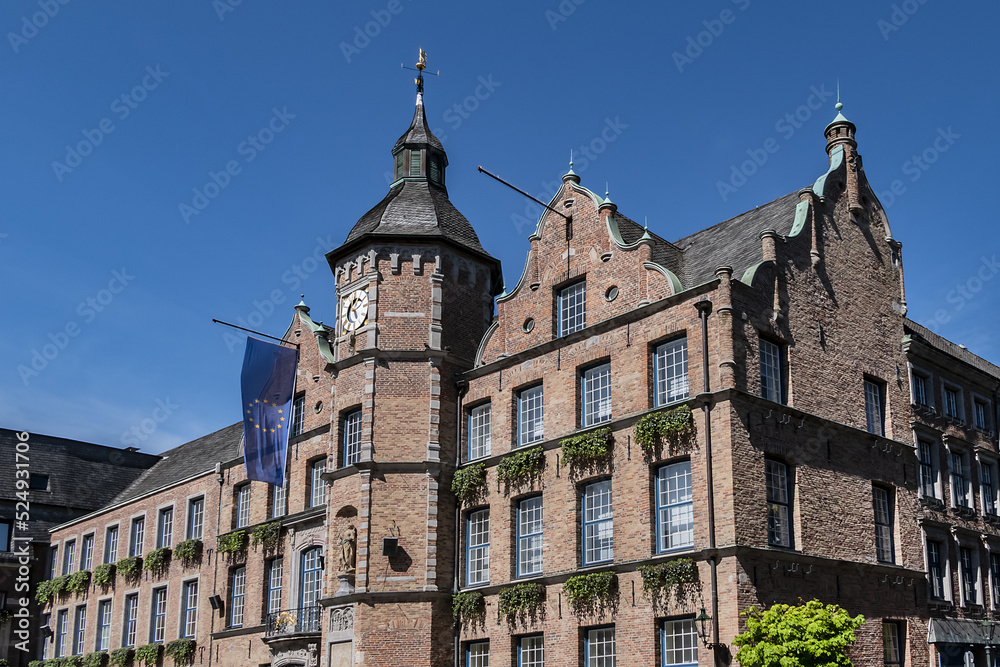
1, 0, 997, 453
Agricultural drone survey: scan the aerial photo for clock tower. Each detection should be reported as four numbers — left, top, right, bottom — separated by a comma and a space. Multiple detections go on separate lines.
319, 66, 502, 666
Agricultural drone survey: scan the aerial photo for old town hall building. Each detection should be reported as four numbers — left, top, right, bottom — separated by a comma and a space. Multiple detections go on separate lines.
24, 83, 1000, 667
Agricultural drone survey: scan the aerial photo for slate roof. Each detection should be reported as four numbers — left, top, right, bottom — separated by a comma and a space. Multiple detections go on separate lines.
393, 92, 444, 153
903, 318, 1000, 378
109, 422, 243, 505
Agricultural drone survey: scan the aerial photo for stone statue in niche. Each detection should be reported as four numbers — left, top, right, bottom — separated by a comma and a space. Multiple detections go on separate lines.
338, 524, 356, 574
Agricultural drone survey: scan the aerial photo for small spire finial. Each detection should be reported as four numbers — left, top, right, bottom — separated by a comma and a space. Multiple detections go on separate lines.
414, 47, 426, 94
836, 79, 842, 111
644, 216, 648, 230
605, 182, 609, 198
569, 149, 573, 170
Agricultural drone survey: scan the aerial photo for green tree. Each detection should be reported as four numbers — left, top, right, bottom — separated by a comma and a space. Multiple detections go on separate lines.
733, 600, 865, 667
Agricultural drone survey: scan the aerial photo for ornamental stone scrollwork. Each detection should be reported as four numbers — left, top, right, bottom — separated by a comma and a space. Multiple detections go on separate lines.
271, 642, 318, 667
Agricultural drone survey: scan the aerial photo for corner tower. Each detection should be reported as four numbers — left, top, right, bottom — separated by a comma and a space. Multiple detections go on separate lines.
320, 63, 501, 667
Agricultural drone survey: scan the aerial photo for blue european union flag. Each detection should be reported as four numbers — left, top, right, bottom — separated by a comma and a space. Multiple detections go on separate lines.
241, 337, 298, 486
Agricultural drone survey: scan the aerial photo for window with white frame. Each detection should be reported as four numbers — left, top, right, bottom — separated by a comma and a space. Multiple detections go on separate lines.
310, 459, 327, 508
129, 517, 144, 557
49, 546, 57, 578
230, 566, 246, 627
960, 546, 979, 606
873, 486, 895, 564
911, 370, 930, 408
267, 558, 283, 615
157, 507, 173, 549
585, 626, 615, 667
975, 399, 990, 431
292, 394, 305, 436
759, 338, 785, 404
657, 461, 694, 552
517, 496, 543, 577
950, 450, 971, 508
271, 483, 287, 519
181, 580, 198, 638
655, 338, 689, 406
300, 547, 323, 607
944, 386, 963, 421
468, 402, 491, 461
765, 459, 793, 548
187, 497, 204, 540
62, 539, 76, 575
991, 553, 1000, 609
41, 612, 51, 659
558, 280, 586, 336
96, 600, 112, 652
581, 363, 612, 427
883, 621, 903, 667
104, 526, 118, 565
122, 593, 138, 646
583, 480, 614, 564
917, 440, 938, 499
150, 587, 167, 643
982, 460, 998, 516
73, 605, 86, 655
80, 534, 94, 571
55, 609, 67, 657
661, 618, 698, 667
466, 508, 490, 586
927, 539, 946, 600
343, 409, 363, 466
518, 385, 544, 447
517, 635, 544, 667
467, 641, 489, 667
235, 484, 251, 529
865, 377, 886, 437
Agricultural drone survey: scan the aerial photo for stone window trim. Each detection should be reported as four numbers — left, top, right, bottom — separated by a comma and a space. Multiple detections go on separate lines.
466, 400, 492, 462
907, 363, 935, 411
984, 541, 1000, 610
149, 585, 169, 644
944, 442, 974, 512
186, 495, 205, 541
977, 452, 1000, 518
956, 538, 983, 609
941, 380, 966, 423
179, 575, 201, 639
155, 502, 176, 549
103, 523, 120, 566
79, 532, 96, 572
127, 511, 147, 558
288, 536, 325, 609
338, 404, 365, 467
970, 391, 994, 434
921, 528, 953, 604
914, 432, 943, 504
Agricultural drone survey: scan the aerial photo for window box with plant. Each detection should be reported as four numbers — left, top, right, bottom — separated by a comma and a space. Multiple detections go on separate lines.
66, 569, 92, 595
173, 539, 202, 567
217, 530, 248, 557
496, 447, 544, 492
451, 463, 487, 504
634, 404, 695, 459
562, 571, 618, 617
250, 522, 281, 553
135, 642, 162, 667
164, 639, 196, 666
93, 562, 116, 588
560, 427, 613, 475
108, 647, 135, 667
451, 591, 485, 628
83, 651, 109, 667
143, 547, 172, 576
116, 556, 143, 584
637, 558, 701, 610
498, 582, 545, 626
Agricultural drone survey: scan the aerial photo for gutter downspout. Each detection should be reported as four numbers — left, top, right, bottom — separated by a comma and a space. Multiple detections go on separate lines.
695, 300, 721, 664
454, 379, 469, 667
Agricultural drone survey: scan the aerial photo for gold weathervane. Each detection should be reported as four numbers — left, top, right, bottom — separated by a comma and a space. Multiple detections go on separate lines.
403, 47, 438, 94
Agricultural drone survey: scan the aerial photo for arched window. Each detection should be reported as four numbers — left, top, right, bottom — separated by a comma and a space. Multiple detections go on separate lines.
300, 547, 323, 608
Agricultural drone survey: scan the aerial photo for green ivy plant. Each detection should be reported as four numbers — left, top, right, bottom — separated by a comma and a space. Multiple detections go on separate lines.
108, 647, 135, 667
93, 563, 116, 588
66, 570, 92, 595
638, 558, 701, 609
65, 656, 85, 667
34, 578, 55, 605
451, 591, 485, 628
634, 404, 695, 457
560, 427, 613, 474
217, 530, 247, 556
116, 556, 143, 583
250, 522, 281, 552
496, 447, 545, 491
451, 463, 487, 503
29, 660, 46, 667
173, 539, 202, 567
497, 582, 545, 626
562, 571, 618, 618
135, 643, 162, 667
144, 548, 172, 576
164, 639, 196, 666
0, 609, 11, 626
83, 651, 109, 667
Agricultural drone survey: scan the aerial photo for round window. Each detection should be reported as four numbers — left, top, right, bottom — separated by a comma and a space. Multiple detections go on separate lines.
314, 401, 323, 414
605, 286, 619, 302
522, 318, 535, 333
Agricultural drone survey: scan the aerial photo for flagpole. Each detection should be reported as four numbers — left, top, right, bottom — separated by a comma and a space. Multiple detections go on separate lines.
213, 318, 300, 348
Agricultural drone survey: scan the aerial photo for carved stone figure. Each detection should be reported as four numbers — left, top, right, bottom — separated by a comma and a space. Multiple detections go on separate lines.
338, 524, 356, 574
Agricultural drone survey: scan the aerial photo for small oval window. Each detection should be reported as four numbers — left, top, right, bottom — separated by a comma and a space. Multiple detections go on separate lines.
314, 401, 323, 414
605, 286, 619, 302
522, 318, 535, 333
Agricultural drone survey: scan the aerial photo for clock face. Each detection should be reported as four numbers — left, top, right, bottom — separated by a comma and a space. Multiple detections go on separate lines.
341, 289, 369, 332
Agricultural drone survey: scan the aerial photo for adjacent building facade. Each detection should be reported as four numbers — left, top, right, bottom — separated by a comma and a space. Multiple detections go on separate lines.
27, 89, 1000, 667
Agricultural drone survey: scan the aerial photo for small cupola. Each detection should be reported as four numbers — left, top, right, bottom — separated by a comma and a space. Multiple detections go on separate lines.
824, 100, 857, 157
390, 50, 447, 189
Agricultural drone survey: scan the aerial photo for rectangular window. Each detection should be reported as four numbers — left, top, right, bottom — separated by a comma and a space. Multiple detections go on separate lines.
129, 517, 144, 557
181, 580, 198, 638
123, 594, 138, 646
586, 627, 615, 667
991, 553, 1000, 609
235, 485, 251, 529
517, 496, 543, 577
961, 547, 978, 606
63, 539, 76, 575
927, 540, 945, 600
343, 409, 363, 466
558, 280, 586, 336
73, 605, 86, 655
271, 483, 287, 519
41, 612, 52, 659
518, 635, 544, 667
951, 451, 970, 508
655, 338, 689, 406
466, 508, 490, 586
759, 338, 784, 404
267, 558, 283, 615
468, 403, 492, 460
292, 394, 305, 436
300, 548, 323, 607
467, 641, 489, 667
157, 508, 173, 549
583, 480, 614, 564
581, 363, 612, 427
945, 387, 961, 420
151, 587, 167, 643
983, 463, 997, 516
918, 440, 936, 499
883, 621, 903, 667
765, 459, 792, 548
518, 385, 544, 447
30, 473, 49, 490
873, 486, 895, 564
661, 618, 698, 667
230, 567, 246, 627
310, 459, 327, 508
865, 378, 886, 437
55, 609, 68, 657
96, 600, 112, 651
658, 461, 694, 552
80, 534, 94, 571
0, 520, 11, 552
49, 546, 57, 578
410, 150, 421, 176
975, 400, 989, 430
912, 373, 928, 407
187, 497, 204, 540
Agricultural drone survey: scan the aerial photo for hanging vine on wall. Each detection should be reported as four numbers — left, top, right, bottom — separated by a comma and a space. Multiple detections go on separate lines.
164, 639, 196, 666
496, 447, 545, 490
217, 530, 248, 557
83, 650, 109, 667
135, 643, 162, 667
66, 569, 92, 595
116, 556, 143, 584
560, 428, 613, 474
451, 463, 487, 503
451, 591, 486, 628
634, 404, 695, 458
143, 547, 172, 576
93, 563, 116, 588
173, 539, 202, 567
497, 582, 546, 626
250, 522, 281, 552
108, 647, 135, 667
562, 571, 618, 618
637, 558, 701, 610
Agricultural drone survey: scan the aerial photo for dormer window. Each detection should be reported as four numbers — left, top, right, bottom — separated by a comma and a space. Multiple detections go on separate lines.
410, 149, 422, 176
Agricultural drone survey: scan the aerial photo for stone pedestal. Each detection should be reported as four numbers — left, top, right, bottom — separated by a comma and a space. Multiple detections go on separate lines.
335, 573, 355, 597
